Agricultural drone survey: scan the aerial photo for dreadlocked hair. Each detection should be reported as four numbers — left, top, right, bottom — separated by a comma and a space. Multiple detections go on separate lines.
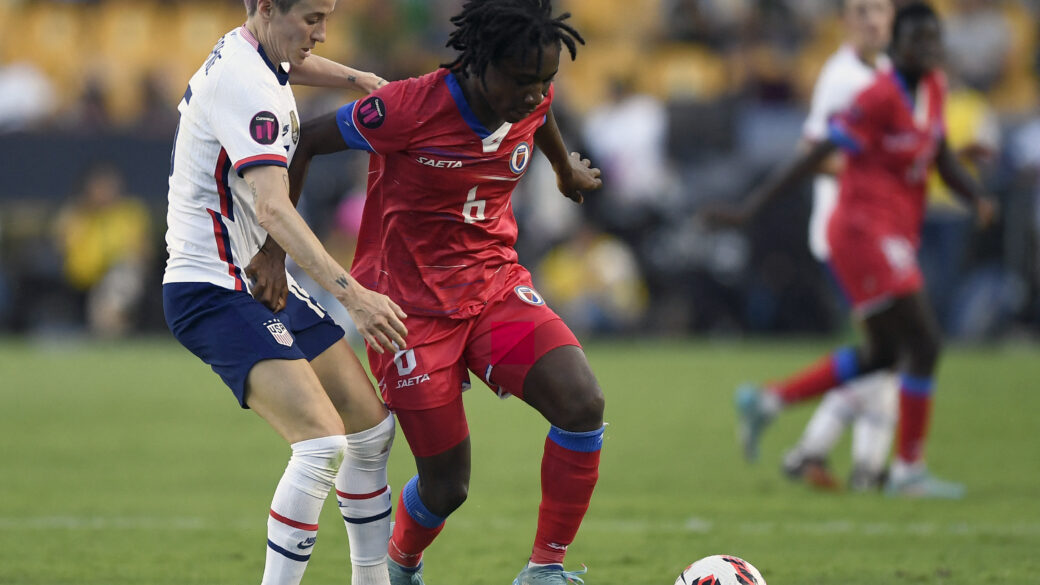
441, 0, 585, 80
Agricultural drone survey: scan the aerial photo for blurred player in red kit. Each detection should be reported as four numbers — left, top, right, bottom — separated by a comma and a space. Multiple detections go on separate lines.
706, 1, 997, 499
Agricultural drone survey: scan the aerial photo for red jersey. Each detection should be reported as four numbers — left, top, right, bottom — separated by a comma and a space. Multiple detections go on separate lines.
827, 70, 947, 244
335, 69, 551, 317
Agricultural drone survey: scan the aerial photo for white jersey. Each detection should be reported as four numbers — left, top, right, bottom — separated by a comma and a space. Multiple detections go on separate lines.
164, 26, 300, 291
802, 45, 888, 261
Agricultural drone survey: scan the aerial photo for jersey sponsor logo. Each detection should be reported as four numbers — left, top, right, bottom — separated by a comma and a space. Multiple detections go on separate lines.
509, 142, 531, 174
357, 96, 386, 129
396, 373, 431, 389
416, 156, 463, 169
514, 285, 544, 306
250, 111, 280, 145
264, 319, 294, 347
290, 110, 300, 144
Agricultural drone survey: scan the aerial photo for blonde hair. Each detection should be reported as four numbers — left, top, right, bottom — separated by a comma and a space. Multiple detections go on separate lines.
244, 0, 303, 16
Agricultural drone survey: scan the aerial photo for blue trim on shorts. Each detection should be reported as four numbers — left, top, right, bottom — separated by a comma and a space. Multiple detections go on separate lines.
163, 282, 343, 408
402, 475, 446, 529
900, 374, 934, 397
548, 425, 604, 453
831, 346, 859, 384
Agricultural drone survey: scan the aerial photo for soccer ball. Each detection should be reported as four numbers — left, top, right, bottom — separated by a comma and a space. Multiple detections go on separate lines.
674, 555, 766, 585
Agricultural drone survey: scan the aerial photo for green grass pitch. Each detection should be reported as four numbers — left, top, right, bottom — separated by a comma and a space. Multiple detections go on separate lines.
1, 337, 1038, 584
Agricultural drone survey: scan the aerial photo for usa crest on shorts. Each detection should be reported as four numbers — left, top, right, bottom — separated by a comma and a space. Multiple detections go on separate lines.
264, 319, 294, 347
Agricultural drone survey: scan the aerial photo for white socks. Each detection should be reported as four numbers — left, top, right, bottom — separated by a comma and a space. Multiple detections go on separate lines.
794, 371, 898, 474
337, 413, 395, 585
262, 435, 349, 585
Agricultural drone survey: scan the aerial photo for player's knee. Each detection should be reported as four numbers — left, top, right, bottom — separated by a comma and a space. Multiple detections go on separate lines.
908, 331, 942, 373
556, 384, 605, 432
288, 435, 350, 493
347, 413, 395, 464
859, 343, 897, 372
423, 480, 468, 517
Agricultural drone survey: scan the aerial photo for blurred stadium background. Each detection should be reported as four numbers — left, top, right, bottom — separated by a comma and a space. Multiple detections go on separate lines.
1, 0, 1038, 340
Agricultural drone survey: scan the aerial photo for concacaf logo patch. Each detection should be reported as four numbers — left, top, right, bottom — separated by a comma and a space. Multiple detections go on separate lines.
357, 96, 386, 129
250, 111, 279, 145
264, 319, 294, 347
514, 285, 544, 306
509, 142, 531, 174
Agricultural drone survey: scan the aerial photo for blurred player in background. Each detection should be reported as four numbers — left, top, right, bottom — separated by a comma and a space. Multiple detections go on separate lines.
273, 1, 605, 583
161, 1, 406, 584
707, 1, 997, 498
780, 0, 899, 493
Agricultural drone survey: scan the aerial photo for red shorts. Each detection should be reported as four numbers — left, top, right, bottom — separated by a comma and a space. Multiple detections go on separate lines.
827, 217, 923, 314
367, 270, 581, 456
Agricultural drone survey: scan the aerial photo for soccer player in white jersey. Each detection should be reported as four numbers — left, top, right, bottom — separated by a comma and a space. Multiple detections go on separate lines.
162, 2, 408, 584
777, 0, 899, 492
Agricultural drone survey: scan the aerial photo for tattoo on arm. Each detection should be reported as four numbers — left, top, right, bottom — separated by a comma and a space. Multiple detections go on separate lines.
348, 75, 357, 83
335, 275, 350, 289
248, 180, 258, 201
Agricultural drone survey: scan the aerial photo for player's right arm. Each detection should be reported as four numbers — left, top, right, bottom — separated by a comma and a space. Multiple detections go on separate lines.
248, 110, 353, 311
701, 140, 837, 227
244, 163, 407, 352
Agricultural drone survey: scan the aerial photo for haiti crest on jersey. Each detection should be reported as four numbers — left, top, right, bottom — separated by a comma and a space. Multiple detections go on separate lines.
513, 285, 544, 306
264, 319, 294, 347
509, 142, 531, 175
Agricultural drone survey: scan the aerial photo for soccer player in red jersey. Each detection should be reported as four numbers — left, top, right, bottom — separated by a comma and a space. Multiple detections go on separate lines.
258, 1, 605, 583
706, 2, 997, 498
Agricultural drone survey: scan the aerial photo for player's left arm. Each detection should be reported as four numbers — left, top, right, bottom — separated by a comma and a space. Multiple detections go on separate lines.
534, 107, 602, 204
935, 138, 998, 228
290, 55, 387, 93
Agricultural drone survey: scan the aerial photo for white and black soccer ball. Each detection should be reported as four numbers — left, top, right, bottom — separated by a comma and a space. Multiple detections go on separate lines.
674, 555, 766, 585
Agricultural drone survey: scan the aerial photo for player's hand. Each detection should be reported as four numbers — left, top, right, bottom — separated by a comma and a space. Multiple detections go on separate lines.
699, 202, 752, 229
245, 244, 289, 313
556, 152, 602, 204
343, 287, 408, 353
975, 196, 998, 230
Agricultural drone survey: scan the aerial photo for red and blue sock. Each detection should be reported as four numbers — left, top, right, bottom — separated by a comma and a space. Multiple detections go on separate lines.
771, 346, 859, 404
530, 425, 604, 566
897, 374, 933, 463
387, 476, 445, 569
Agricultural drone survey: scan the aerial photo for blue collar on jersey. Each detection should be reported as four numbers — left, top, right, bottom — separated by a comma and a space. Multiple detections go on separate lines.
445, 71, 493, 139
891, 70, 916, 111
257, 43, 290, 86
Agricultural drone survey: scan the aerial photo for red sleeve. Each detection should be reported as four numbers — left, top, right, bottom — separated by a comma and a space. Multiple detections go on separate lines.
827, 82, 890, 154
338, 78, 419, 155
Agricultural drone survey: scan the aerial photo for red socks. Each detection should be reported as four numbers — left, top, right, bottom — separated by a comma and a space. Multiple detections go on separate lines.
530, 426, 603, 565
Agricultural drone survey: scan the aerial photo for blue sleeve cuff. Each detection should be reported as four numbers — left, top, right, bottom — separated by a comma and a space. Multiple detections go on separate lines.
336, 102, 375, 152
827, 120, 862, 154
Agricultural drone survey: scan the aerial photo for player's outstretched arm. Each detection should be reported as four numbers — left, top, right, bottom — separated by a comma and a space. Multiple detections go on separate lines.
245, 164, 407, 352
291, 54, 387, 93
534, 107, 602, 203
701, 139, 837, 227
935, 139, 998, 229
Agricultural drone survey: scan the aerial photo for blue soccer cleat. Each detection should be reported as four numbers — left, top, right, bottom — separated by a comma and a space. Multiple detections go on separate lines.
388, 559, 425, 585
885, 468, 965, 499
512, 564, 587, 585
735, 384, 773, 463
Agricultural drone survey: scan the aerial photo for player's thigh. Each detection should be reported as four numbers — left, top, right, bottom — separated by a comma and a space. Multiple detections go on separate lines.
522, 344, 604, 432
309, 337, 388, 433
246, 358, 345, 444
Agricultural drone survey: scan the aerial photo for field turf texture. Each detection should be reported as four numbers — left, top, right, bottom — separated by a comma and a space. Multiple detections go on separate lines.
1, 338, 1037, 584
